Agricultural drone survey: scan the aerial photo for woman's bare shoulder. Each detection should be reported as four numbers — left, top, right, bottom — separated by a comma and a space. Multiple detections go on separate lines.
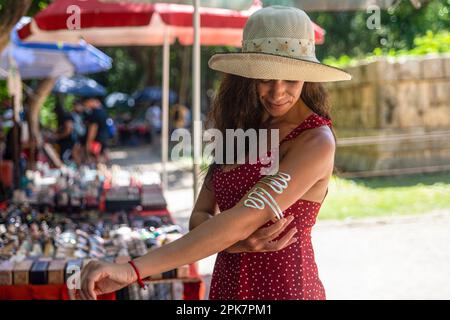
289, 125, 335, 154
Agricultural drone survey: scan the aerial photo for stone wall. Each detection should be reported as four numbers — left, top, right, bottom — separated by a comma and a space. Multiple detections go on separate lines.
325, 54, 450, 176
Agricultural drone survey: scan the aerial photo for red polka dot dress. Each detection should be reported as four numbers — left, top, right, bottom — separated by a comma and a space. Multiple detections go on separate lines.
208, 113, 331, 300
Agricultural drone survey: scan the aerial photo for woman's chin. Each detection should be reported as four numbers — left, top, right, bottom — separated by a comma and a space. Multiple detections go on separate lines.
266, 107, 289, 118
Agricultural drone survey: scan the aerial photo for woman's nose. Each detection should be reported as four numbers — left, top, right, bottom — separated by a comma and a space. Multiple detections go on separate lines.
269, 80, 286, 99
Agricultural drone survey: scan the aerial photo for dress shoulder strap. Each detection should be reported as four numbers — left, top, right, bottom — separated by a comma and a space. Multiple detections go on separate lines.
280, 113, 332, 146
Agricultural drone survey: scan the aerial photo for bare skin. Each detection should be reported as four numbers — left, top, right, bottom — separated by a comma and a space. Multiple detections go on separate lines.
78, 80, 335, 300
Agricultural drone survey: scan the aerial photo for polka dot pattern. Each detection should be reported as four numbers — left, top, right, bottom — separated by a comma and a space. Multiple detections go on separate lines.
208, 113, 332, 300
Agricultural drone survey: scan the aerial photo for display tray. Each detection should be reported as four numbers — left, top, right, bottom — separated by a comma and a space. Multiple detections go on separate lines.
0, 284, 116, 300
104, 200, 141, 212
0, 262, 203, 300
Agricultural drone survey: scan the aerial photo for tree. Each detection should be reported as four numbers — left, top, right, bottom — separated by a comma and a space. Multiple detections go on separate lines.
0, 0, 32, 53
0, 0, 55, 167
309, 0, 449, 60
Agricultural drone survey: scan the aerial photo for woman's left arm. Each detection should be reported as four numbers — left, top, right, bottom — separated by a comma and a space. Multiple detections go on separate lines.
80, 126, 335, 299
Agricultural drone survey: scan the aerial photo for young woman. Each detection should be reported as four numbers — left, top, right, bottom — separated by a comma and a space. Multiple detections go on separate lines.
78, 6, 351, 300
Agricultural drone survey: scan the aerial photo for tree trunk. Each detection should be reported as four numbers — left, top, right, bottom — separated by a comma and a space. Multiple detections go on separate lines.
0, 0, 32, 52
27, 77, 57, 147
146, 47, 158, 86
178, 46, 191, 105
127, 47, 158, 88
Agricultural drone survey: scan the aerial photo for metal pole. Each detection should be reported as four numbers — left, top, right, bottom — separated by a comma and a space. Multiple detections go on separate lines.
11, 96, 21, 190
192, 0, 201, 202
162, 31, 170, 190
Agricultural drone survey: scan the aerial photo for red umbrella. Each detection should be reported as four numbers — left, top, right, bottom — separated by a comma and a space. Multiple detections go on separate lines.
17, 0, 326, 192
17, 0, 325, 46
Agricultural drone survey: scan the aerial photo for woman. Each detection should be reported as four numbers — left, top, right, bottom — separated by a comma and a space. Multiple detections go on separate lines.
78, 6, 351, 300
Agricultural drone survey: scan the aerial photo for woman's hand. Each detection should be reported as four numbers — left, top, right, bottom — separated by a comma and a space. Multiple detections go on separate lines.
225, 215, 297, 253
77, 260, 137, 300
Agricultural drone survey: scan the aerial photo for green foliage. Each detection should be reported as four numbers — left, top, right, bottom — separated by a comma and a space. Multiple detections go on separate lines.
311, 0, 449, 60
410, 30, 450, 54
39, 95, 57, 130
91, 48, 140, 95
2, 0, 448, 127
319, 172, 450, 220
0, 83, 8, 103
323, 30, 450, 68
26, 0, 50, 16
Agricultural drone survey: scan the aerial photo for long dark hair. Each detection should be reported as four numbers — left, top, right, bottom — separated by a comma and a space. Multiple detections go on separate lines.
202, 74, 334, 186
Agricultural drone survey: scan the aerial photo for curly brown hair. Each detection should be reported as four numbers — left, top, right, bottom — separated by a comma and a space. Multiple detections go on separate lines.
202, 74, 334, 185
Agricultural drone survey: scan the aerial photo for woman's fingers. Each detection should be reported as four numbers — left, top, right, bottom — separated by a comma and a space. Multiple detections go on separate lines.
263, 216, 295, 241
80, 261, 94, 290
259, 215, 294, 240
81, 263, 100, 300
81, 274, 90, 300
78, 263, 91, 300
254, 219, 285, 240
266, 226, 298, 251
78, 289, 88, 300
87, 272, 98, 300
276, 227, 298, 249
283, 236, 298, 249
243, 216, 296, 252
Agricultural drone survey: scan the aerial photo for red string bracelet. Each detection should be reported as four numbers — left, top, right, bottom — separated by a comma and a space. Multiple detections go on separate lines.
128, 260, 146, 289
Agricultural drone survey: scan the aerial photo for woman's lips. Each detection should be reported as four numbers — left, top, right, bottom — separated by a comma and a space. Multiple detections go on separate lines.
268, 101, 287, 109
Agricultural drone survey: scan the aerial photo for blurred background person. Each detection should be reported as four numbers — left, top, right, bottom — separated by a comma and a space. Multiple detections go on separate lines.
70, 99, 87, 166
53, 103, 76, 163
83, 96, 109, 165
145, 101, 161, 146
170, 103, 189, 134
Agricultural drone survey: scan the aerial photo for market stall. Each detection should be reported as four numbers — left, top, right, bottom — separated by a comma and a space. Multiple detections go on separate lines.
0, 164, 203, 300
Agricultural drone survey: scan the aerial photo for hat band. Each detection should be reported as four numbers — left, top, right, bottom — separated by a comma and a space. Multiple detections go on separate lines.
242, 37, 316, 59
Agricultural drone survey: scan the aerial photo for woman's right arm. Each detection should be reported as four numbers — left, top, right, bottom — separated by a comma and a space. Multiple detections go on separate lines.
188, 176, 218, 231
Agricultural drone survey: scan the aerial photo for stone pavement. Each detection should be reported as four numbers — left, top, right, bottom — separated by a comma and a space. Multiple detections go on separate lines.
109, 144, 450, 300
313, 211, 450, 300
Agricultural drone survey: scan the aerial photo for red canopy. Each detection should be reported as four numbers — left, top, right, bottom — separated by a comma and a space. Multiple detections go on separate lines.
17, 0, 325, 46
16, 0, 327, 194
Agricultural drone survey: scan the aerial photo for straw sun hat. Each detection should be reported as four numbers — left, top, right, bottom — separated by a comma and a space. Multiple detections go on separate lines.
208, 6, 351, 82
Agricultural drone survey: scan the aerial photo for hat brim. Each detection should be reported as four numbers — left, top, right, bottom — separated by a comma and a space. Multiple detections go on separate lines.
208, 52, 351, 82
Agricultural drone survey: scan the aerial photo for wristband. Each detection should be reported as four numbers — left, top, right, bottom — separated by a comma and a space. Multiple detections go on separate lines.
128, 260, 146, 289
